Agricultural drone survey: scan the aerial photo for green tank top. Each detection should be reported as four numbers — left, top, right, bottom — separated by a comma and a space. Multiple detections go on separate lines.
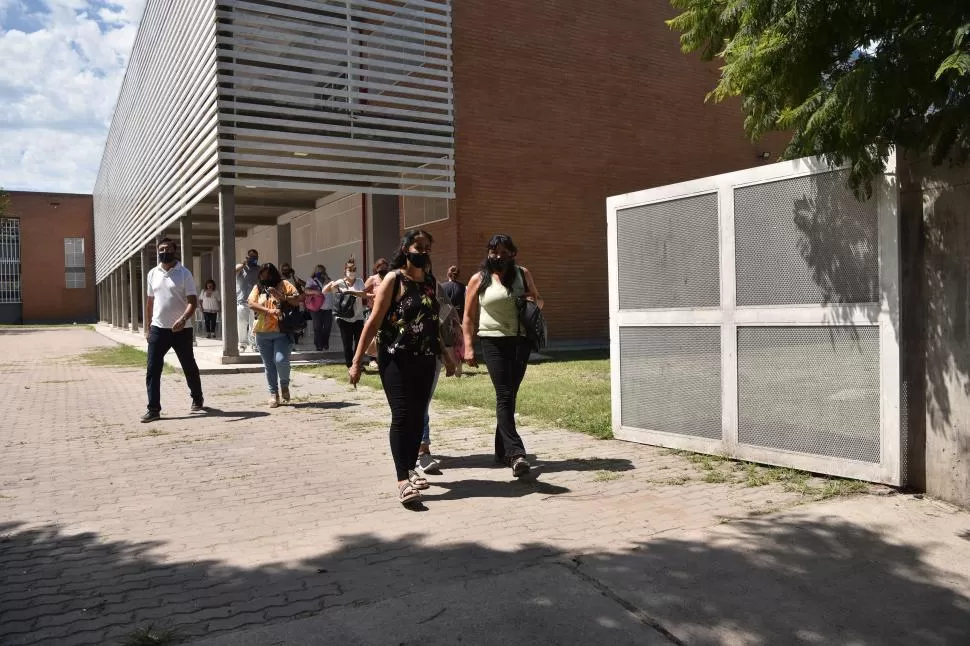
478, 271, 525, 338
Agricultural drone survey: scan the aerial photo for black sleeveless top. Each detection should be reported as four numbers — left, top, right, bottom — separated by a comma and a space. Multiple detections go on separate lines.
377, 271, 441, 357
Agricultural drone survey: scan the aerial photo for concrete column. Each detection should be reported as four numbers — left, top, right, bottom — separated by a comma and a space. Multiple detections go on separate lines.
277, 222, 292, 268
128, 257, 139, 332
111, 270, 120, 327
219, 186, 238, 357
121, 262, 131, 330
140, 247, 150, 329
180, 213, 193, 272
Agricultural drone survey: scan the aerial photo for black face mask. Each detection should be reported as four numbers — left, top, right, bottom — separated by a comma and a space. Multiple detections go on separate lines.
260, 279, 276, 288
487, 256, 510, 272
158, 251, 176, 264
248, 257, 259, 267
407, 252, 429, 269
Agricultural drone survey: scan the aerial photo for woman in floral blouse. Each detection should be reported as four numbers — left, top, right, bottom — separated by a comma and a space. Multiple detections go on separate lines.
350, 229, 456, 506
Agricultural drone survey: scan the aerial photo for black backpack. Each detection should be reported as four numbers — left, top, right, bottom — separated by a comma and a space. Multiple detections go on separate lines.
515, 268, 547, 352
333, 289, 357, 319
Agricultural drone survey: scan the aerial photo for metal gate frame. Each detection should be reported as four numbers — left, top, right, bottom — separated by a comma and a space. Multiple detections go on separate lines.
606, 155, 902, 485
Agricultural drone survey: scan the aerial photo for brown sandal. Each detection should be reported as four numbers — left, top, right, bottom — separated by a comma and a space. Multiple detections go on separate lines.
399, 481, 422, 505
407, 470, 430, 490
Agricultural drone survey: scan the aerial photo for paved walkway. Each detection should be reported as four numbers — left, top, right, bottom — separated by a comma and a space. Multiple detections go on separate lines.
1, 328, 969, 645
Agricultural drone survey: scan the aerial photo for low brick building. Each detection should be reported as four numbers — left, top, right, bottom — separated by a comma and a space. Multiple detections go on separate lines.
0, 192, 97, 325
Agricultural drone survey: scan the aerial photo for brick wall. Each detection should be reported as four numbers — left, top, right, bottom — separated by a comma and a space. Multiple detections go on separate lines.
7, 192, 97, 323
449, 0, 791, 340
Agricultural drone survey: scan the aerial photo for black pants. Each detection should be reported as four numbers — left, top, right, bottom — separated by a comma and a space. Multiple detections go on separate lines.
311, 309, 333, 351
146, 326, 203, 413
379, 351, 437, 481
338, 318, 364, 367
481, 336, 531, 460
203, 312, 217, 335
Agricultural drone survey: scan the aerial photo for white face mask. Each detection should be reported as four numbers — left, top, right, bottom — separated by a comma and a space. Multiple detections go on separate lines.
346, 272, 357, 281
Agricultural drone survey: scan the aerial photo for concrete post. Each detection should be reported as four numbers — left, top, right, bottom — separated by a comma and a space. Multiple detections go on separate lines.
140, 247, 150, 330
219, 186, 238, 357
277, 222, 292, 268
121, 261, 131, 330
111, 270, 120, 327
180, 212, 193, 271
128, 257, 139, 332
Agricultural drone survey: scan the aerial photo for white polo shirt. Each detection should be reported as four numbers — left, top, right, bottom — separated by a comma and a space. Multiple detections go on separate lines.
147, 262, 198, 329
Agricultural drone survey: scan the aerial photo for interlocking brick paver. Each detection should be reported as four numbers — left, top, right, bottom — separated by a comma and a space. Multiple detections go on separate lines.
0, 328, 819, 645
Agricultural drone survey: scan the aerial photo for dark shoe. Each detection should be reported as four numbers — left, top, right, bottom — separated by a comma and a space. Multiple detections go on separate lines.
141, 410, 160, 423
191, 400, 205, 413
281, 386, 290, 403
511, 456, 531, 478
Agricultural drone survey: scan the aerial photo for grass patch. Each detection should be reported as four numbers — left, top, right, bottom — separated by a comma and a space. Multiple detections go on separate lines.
126, 429, 171, 440
593, 470, 624, 482
297, 349, 612, 439
0, 323, 95, 330
122, 624, 180, 646
81, 345, 175, 373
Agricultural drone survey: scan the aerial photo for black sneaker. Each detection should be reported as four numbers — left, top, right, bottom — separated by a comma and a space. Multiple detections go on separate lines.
191, 400, 205, 413
141, 410, 161, 423
511, 456, 531, 477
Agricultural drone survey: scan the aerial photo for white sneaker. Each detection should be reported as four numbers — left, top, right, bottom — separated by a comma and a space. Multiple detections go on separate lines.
417, 453, 441, 474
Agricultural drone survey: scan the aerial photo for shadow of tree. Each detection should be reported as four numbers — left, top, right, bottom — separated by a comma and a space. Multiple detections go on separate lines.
1, 514, 968, 645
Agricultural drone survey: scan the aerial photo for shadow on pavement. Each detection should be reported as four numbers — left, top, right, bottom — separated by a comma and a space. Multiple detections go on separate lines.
158, 409, 271, 422
436, 454, 634, 476
1, 514, 969, 645
287, 401, 356, 411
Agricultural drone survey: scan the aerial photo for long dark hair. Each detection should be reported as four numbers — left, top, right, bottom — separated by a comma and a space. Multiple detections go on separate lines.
390, 229, 435, 278
258, 262, 283, 288
480, 234, 519, 294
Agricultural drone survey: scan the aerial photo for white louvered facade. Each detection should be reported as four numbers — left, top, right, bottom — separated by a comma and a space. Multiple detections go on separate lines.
95, 0, 455, 282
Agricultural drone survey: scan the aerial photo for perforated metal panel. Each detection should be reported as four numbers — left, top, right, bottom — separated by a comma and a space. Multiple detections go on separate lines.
735, 170, 879, 306
738, 326, 880, 462
616, 193, 719, 310
619, 327, 721, 439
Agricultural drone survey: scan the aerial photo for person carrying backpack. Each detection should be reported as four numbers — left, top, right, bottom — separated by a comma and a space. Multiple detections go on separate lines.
462, 234, 544, 478
325, 258, 366, 368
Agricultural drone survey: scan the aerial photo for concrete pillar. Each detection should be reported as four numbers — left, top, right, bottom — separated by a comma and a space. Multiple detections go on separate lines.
140, 247, 150, 329
110, 270, 119, 327
180, 213, 193, 272
128, 257, 139, 332
219, 186, 238, 357
120, 262, 131, 330
277, 222, 292, 268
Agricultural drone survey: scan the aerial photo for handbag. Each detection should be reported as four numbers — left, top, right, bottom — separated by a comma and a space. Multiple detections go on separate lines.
279, 303, 306, 334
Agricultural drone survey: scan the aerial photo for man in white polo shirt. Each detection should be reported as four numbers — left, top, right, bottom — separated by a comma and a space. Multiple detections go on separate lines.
142, 238, 205, 423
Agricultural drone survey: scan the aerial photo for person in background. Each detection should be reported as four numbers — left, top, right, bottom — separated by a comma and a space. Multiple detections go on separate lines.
304, 264, 333, 352
462, 234, 543, 478
350, 229, 456, 506
142, 238, 204, 423
363, 258, 390, 369
248, 262, 300, 408
200, 279, 220, 339
325, 258, 366, 368
235, 249, 260, 353
280, 263, 307, 347
442, 265, 466, 322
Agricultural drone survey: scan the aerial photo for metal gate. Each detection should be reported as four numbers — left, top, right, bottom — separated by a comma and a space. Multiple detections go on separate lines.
606, 156, 902, 484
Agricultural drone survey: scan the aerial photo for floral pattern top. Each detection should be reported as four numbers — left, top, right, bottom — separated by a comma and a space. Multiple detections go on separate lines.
377, 271, 441, 357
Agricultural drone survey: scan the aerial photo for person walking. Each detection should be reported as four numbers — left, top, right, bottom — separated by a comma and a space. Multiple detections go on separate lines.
362, 258, 389, 369
248, 262, 301, 408
462, 234, 543, 477
280, 263, 307, 347
141, 238, 205, 423
442, 265, 466, 322
304, 264, 333, 352
350, 229, 456, 506
200, 279, 220, 339
235, 249, 260, 353
325, 259, 366, 368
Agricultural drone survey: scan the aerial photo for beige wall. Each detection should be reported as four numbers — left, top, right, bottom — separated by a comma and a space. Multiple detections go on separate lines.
289, 194, 364, 282
235, 226, 279, 268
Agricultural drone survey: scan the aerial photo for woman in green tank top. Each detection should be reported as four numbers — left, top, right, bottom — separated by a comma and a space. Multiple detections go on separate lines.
462, 234, 544, 477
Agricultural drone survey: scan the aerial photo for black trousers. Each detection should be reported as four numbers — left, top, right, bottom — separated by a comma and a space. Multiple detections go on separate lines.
379, 351, 437, 481
203, 312, 217, 335
311, 309, 333, 351
146, 326, 203, 413
480, 336, 531, 460
338, 318, 364, 367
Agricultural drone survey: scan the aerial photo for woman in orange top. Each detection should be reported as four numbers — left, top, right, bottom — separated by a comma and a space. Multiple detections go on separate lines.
248, 263, 300, 408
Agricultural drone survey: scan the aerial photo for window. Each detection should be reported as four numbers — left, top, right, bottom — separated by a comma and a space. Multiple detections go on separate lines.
65, 237, 86, 289
0, 218, 20, 304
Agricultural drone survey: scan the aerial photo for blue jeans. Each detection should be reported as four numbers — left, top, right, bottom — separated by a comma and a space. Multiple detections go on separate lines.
256, 332, 292, 394
422, 360, 442, 445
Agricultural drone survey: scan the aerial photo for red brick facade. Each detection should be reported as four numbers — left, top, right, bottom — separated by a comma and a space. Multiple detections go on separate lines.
5, 192, 96, 324
419, 0, 789, 340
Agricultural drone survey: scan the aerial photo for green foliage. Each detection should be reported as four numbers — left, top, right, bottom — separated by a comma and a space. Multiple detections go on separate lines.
668, 1, 970, 194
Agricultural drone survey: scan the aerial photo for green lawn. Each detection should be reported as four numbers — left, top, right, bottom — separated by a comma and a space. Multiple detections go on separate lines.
81, 345, 176, 374
297, 349, 613, 439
